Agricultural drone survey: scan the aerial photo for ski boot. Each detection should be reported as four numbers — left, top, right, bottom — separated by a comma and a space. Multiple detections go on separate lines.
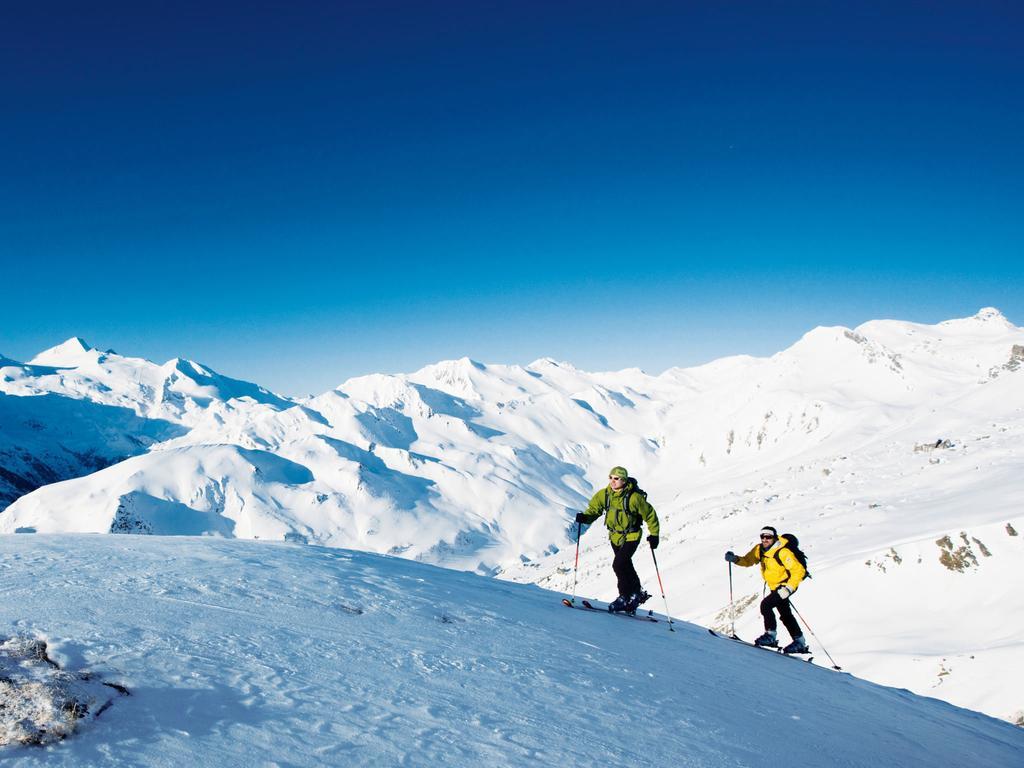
623, 591, 651, 615
782, 636, 810, 654
607, 595, 628, 613
753, 631, 778, 648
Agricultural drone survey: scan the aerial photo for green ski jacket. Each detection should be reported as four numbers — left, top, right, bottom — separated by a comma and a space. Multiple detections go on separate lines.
579, 480, 660, 546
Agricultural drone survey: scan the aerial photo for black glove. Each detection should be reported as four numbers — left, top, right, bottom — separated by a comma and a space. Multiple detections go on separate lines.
725, 551, 738, 563
575, 513, 588, 524
647, 535, 659, 549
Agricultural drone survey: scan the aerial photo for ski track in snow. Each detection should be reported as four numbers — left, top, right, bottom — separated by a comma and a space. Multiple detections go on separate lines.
0, 536, 1021, 767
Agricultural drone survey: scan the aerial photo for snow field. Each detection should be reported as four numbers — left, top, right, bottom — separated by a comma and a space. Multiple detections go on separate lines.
1, 535, 1021, 767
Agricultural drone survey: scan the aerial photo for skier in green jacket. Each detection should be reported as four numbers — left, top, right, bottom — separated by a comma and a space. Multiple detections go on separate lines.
576, 466, 660, 614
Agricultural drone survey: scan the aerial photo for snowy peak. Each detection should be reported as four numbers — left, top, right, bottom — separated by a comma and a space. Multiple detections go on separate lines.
159, 356, 291, 410
4, 337, 294, 423
413, 357, 490, 400
166, 357, 213, 378
779, 325, 905, 378
527, 357, 577, 372
974, 306, 1008, 321
29, 336, 98, 366
853, 309, 1024, 384
56, 335, 93, 353
938, 306, 1017, 333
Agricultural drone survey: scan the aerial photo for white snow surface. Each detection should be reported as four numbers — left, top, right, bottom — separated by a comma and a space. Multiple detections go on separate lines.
0, 534, 1021, 766
2, 308, 1024, 726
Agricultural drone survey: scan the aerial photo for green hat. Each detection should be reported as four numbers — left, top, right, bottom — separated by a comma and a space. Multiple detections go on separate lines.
609, 466, 628, 480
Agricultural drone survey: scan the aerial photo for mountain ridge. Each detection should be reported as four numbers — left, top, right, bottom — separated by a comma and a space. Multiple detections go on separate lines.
2, 309, 1023, 723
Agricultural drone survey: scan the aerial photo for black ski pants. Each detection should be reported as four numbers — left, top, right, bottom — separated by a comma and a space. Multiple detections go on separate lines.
761, 590, 802, 639
610, 538, 642, 598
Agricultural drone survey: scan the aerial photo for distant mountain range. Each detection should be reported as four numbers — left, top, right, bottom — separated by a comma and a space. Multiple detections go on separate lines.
2, 308, 1022, 724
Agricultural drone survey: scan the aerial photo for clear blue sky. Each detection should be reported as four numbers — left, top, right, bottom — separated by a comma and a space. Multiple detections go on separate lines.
2, 2, 1021, 395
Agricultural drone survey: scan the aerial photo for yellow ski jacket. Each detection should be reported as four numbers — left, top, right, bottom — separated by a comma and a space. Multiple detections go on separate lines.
735, 536, 806, 591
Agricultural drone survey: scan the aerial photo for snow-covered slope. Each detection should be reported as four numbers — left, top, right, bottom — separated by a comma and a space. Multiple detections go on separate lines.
2, 308, 1023, 725
0, 339, 286, 507
0, 390, 184, 510
1, 534, 1021, 766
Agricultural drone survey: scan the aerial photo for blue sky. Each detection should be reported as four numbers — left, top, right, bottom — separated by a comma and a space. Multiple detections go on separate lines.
2, 2, 1021, 395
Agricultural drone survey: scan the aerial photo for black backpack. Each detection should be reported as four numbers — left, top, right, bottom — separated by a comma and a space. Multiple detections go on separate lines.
603, 477, 648, 533
775, 533, 811, 578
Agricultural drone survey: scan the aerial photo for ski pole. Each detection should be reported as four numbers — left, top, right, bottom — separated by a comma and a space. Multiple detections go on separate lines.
649, 546, 675, 632
789, 600, 842, 670
567, 520, 582, 605
728, 560, 737, 639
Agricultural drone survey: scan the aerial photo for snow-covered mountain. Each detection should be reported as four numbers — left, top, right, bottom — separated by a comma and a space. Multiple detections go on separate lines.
0, 338, 286, 508
14, 336, 291, 417
1, 308, 1022, 725
1, 534, 1021, 765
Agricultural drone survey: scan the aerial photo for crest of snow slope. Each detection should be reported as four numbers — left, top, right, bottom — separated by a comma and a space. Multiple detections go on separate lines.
0, 534, 1021, 767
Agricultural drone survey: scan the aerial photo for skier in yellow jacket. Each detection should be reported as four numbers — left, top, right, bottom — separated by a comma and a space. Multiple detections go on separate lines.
725, 526, 809, 654
576, 466, 660, 614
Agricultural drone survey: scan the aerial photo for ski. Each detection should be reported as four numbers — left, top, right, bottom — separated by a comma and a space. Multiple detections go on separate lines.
707, 628, 815, 664
584, 600, 659, 623
562, 598, 658, 622
581, 599, 658, 622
